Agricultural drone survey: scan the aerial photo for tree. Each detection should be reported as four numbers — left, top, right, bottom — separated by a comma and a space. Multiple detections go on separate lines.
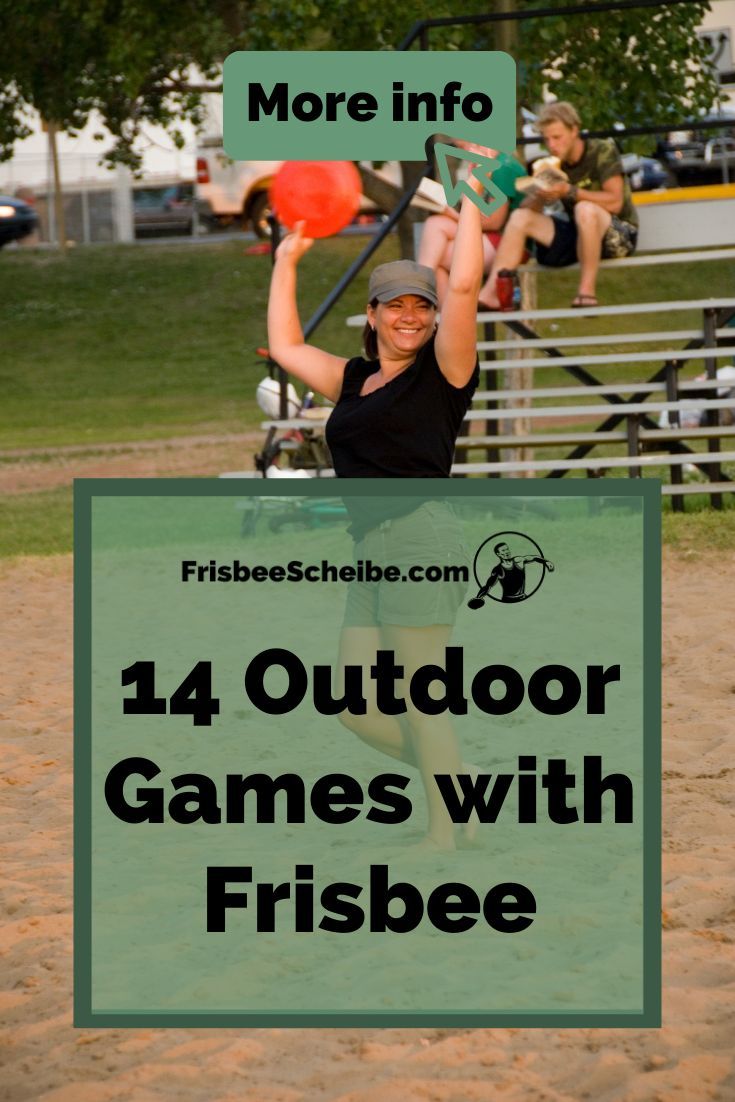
2, 1, 718, 166
515, 0, 718, 145
0, 0, 720, 250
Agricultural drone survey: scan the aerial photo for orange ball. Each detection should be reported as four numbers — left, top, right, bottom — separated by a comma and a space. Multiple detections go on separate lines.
271, 160, 362, 239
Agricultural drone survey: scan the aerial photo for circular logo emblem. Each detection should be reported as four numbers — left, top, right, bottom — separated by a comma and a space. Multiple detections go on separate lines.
468, 530, 553, 610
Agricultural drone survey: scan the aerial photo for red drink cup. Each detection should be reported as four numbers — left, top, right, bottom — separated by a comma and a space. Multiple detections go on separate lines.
496, 270, 514, 311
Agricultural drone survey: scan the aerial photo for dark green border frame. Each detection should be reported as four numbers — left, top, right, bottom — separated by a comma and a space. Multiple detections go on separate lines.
74, 477, 661, 1029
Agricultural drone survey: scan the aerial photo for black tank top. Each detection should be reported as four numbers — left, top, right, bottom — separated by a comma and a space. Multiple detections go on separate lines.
324, 337, 478, 539
325, 336, 478, 478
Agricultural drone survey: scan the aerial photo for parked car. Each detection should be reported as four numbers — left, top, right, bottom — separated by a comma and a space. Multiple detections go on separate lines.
132, 183, 196, 236
620, 153, 669, 191
658, 112, 735, 184
0, 194, 39, 247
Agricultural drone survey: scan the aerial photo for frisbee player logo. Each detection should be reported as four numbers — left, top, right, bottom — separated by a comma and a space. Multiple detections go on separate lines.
468, 530, 554, 609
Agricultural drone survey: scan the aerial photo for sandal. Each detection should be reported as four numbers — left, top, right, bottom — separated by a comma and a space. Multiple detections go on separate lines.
571, 294, 599, 308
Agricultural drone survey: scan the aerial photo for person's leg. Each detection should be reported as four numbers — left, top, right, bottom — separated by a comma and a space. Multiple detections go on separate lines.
380, 623, 463, 850
417, 214, 458, 306
477, 234, 496, 304
480, 208, 556, 308
573, 200, 611, 302
335, 625, 416, 766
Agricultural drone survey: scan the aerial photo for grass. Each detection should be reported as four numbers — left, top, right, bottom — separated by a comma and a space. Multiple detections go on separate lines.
0, 235, 733, 558
0, 486, 72, 558
662, 502, 735, 552
0, 236, 392, 449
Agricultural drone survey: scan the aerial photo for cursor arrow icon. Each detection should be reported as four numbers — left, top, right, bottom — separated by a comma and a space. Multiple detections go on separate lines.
432, 142, 508, 217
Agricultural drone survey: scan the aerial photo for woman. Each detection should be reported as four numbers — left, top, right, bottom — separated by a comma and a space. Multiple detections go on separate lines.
267, 159, 487, 851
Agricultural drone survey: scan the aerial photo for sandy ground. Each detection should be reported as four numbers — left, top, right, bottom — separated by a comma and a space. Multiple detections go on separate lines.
0, 434, 264, 495
1, 455, 734, 1100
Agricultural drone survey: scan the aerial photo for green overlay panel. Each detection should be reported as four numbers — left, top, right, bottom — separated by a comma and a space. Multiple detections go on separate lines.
74, 479, 660, 1027
223, 51, 516, 160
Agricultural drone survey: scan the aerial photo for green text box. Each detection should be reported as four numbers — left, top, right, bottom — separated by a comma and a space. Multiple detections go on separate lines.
223, 51, 516, 160
75, 479, 660, 1028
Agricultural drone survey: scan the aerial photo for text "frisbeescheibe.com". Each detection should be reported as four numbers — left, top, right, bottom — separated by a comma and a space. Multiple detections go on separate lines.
180, 559, 469, 585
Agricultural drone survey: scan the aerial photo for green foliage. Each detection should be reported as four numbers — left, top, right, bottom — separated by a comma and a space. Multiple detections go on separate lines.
516, 0, 718, 152
0, 0, 721, 169
0, 0, 232, 168
0, 237, 378, 447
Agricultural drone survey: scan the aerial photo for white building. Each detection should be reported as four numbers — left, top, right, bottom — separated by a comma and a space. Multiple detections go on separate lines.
699, 0, 735, 101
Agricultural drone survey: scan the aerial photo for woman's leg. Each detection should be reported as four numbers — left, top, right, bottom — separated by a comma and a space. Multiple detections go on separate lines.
335, 625, 416, 766
477, 235, 498, 306
379, 622, 463, 850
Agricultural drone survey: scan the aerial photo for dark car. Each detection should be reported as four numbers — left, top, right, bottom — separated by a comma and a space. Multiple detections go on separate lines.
132, 183, 196, 236
0, 195, 39, 247
658, 113, 735, 184
620, 153, 669, 191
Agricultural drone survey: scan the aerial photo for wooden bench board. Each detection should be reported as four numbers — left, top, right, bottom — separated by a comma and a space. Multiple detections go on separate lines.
519, 246, 735, 272
452, 450, 735, 474
455, 430, 629, 447
454, 425, 735, 450
463, 397, 735, 420
639, 425, 735, 441
661, 482, 735, 495
479, 329, 703, 350
261, 417, 331, 430
474, 379, 734, 402
475, 298, 735, 324
478, 327, 735, 351
479, 346, 735, 371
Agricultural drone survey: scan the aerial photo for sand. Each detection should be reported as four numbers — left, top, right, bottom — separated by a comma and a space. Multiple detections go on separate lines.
1, 540, 734, 1102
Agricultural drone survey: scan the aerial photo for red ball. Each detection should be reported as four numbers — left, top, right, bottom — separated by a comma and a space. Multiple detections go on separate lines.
271, 160, 362, 239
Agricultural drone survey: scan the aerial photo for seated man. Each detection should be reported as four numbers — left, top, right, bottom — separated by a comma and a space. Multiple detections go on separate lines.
483, 101, 638, 309
417, 149, 526, 308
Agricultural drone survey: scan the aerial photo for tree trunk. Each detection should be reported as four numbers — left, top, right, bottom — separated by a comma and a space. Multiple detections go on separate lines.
46, 120, 66, 253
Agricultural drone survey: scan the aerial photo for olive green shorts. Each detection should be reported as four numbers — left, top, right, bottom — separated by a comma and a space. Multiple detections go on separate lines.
343, 501, 470, 628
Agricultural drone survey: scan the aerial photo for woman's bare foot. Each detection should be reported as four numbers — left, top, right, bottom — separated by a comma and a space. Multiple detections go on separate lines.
402, 835, 456, 857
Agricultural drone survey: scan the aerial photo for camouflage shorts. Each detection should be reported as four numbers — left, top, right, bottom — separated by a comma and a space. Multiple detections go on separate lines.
601, 217, 638, 259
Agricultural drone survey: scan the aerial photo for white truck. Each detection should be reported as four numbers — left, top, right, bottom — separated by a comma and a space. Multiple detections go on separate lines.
196, 138, 282, 237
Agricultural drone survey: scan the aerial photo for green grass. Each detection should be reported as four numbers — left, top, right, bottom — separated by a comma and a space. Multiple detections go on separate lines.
0, 486, 72, 558
0, 237, 733, 558
662, 500, 735, 551
0, 237, 395, 448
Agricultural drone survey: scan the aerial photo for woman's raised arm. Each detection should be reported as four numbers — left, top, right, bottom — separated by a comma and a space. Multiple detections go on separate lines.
267, 223, 347, 404
434, 150, 490, 388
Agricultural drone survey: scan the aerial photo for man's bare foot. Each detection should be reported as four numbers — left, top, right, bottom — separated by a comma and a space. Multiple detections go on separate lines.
477, 297, 499, 312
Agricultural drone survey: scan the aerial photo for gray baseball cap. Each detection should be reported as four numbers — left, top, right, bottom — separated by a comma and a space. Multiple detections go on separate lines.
368, 260, 438, 306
